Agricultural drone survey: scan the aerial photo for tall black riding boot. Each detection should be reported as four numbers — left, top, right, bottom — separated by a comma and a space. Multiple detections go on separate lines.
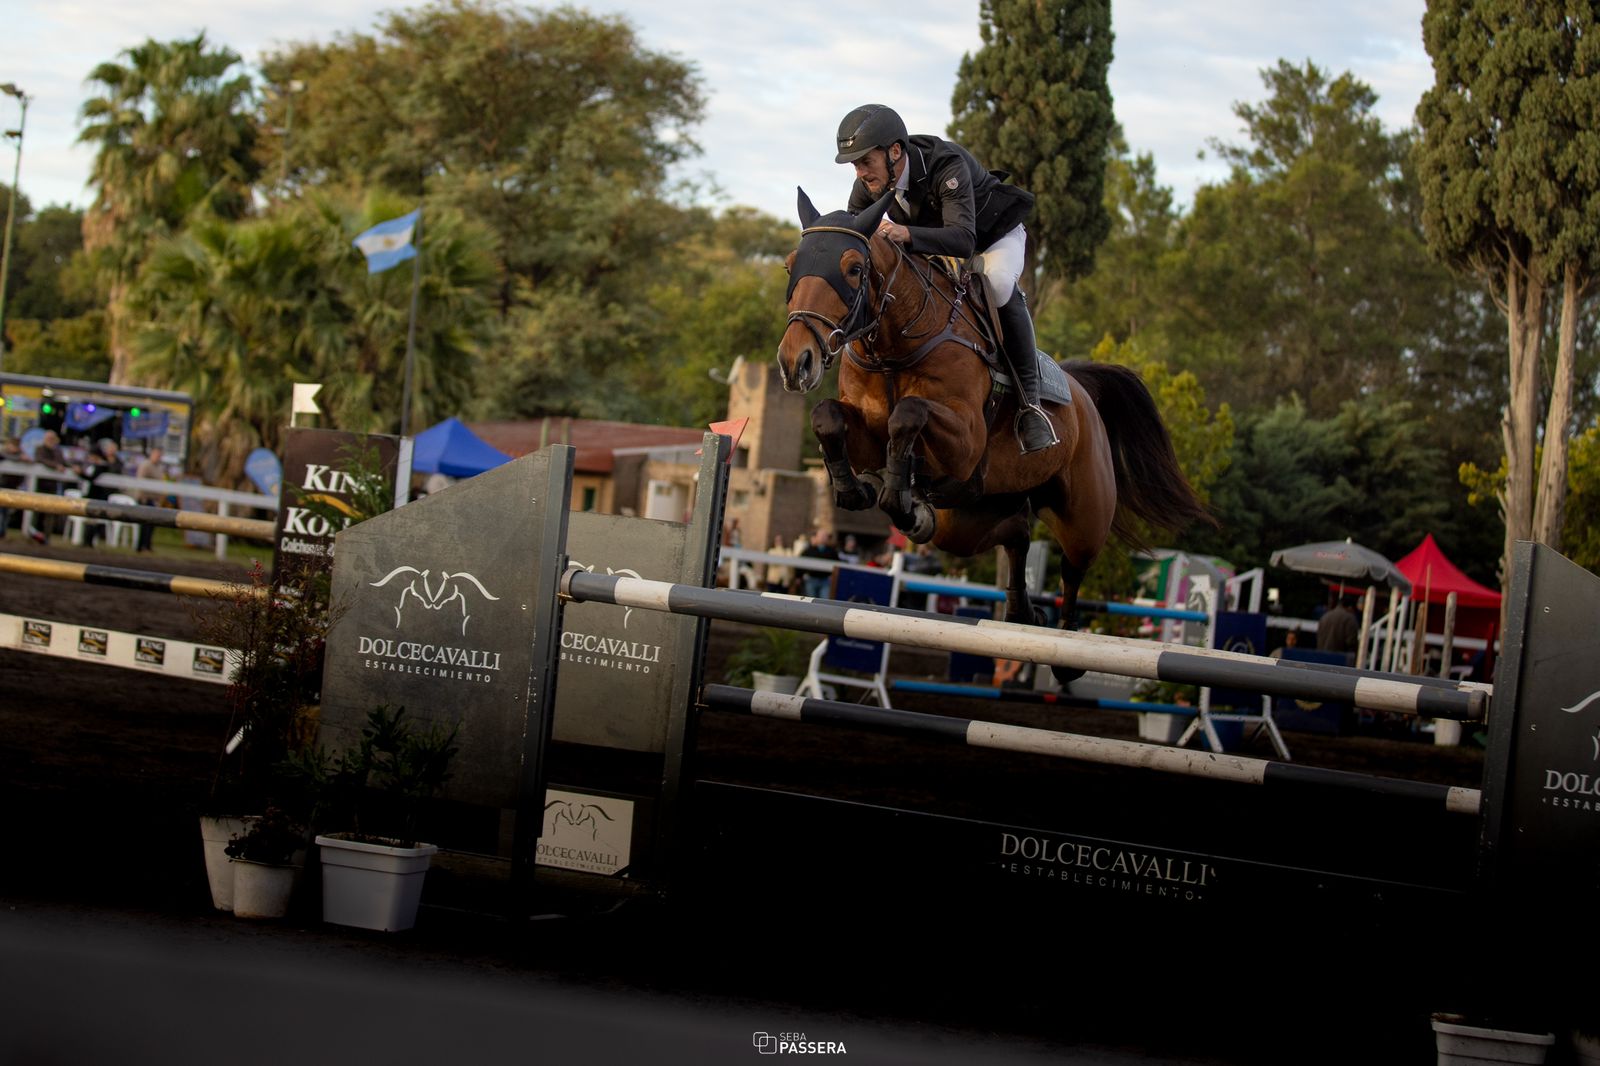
998, 289, 1059, 454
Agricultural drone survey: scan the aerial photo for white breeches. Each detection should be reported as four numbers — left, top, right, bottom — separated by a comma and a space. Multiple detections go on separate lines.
979, 224, 1026, 307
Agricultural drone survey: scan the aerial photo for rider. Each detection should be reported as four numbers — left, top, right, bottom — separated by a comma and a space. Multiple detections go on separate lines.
834, 103, 1059, 454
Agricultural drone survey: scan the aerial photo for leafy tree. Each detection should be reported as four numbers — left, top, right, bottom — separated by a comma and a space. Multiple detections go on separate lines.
78, 34, 261, 383
1562, 425, 1600, 574
1037, 132, 1181, 359
949, 0, 1113, 296
1076, 336, 1233, 599
260, 2, 703, 310
8, 204, 95, 324
3, 313, 110, 380
1190, 394, 1476, 576
130, 194, 496, 485
1416, 0, 1600, 580
1168, 61, 1453, 418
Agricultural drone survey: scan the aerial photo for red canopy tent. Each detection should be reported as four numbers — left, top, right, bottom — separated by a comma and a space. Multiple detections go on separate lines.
1395, 533, 1502, 642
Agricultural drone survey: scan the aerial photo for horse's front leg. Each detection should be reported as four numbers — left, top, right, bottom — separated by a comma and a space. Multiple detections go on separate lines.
812, 399, 876, 511
879, 398, 937, 541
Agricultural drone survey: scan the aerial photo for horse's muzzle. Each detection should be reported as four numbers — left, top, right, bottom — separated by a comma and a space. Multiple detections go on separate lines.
778, 344, 821, 393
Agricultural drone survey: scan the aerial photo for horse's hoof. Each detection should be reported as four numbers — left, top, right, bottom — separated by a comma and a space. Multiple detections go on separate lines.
834, 484, 874, 511
1051, 663, 1087, 686
905, 501, 936, 543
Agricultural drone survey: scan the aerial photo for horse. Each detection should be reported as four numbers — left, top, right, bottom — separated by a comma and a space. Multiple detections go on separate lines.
775, 189, 1211, 682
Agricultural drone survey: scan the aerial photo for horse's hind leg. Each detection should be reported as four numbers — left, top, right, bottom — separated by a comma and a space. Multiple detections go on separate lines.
812, 399, 877, 511
1000, 537, 1045, 627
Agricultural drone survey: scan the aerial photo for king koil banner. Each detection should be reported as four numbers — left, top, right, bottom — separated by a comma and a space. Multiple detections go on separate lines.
273, 427, 412, 587
319, 452, 551, 809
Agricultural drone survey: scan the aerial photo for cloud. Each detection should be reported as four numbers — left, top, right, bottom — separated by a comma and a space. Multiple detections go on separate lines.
6, 0, 1431, 220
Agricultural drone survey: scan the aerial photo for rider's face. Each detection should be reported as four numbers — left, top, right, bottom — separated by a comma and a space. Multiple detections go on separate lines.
853, 146, 898, 196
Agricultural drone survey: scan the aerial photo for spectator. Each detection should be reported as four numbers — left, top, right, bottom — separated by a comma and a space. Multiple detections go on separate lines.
1316, 593, 1359, 655
839, 534, 861, 564
133, 447, 171, 553
798, 529, 840, 598
28, 430, 69, 543
764, 535, 793, 594
0, 437, 22, 538
81, 438, 123, 548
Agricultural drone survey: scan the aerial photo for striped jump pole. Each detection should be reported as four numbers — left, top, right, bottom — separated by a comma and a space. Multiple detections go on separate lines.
562, 570, 1488, 720
0, 552, 263, 600
0, 489, 275, 540
891, 678, 1197, 715
702, 685, 1481, 816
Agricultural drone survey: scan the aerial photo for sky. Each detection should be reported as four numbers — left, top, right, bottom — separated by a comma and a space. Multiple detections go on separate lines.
4, 1, 1432, 223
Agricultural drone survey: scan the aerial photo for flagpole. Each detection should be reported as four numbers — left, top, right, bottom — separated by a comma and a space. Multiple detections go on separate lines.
400, 210, 423, 437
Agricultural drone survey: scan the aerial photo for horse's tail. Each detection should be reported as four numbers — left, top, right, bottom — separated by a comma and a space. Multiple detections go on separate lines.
1064, 360, 1216, 550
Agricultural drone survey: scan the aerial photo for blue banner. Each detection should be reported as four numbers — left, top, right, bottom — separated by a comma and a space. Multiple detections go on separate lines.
122, 408, 170, 440
824, 566, 894, 673
244, 447, 283, 498
66, 402, 115, 431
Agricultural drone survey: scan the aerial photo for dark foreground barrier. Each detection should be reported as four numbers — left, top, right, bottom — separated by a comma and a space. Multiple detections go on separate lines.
308, 441, 1593, 931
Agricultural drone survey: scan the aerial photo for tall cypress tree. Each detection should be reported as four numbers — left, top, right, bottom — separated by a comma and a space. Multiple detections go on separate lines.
949, 0, 1114, 297
1416, 0, 1600, 582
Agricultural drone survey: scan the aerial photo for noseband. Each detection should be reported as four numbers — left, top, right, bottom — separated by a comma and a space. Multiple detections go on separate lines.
785, 225, 891, 368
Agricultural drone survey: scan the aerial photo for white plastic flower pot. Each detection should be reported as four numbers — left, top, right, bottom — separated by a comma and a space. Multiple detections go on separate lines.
230, 858, 298, 919
316, 834, 438, 932
198, 815, 254, 912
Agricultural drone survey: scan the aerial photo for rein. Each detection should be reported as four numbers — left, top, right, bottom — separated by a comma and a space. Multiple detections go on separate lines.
846, 242, 985, 375
786, 225, 987, 376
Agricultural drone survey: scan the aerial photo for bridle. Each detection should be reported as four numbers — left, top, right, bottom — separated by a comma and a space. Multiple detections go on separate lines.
784, 225, 902, 369
785, 225, 986, 376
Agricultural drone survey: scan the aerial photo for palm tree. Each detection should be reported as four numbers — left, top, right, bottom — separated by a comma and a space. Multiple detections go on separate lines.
131, 195, 497, 487
78, 34, 260, 384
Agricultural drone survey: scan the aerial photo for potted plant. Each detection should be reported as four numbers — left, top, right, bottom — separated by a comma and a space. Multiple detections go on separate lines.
308, 705, 460, 932
194, 563, 331, 912
224, 804, 307, 919
723, 626, 816, 694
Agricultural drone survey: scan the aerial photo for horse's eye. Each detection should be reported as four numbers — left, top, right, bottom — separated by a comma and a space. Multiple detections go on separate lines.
848, 263, 863, 277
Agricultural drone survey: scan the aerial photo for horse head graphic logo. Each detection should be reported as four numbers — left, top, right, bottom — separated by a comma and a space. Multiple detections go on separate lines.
543, 799, 615, 839
369, 566, 500, 636
569, 562, 643, 625
1562, 690, 1600, 761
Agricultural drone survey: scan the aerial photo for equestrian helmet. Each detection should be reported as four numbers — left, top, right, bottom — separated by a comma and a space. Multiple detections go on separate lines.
835, 104, 908, 164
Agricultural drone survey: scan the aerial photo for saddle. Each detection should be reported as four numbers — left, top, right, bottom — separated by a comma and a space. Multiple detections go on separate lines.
924, 255, 1073, 409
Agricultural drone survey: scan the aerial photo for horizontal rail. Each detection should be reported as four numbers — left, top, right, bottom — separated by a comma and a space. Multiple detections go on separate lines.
901, 577, 1209, 622
562, 570, 1488, 720
0, 552, 263, 599
891, 679, 1196, 714
0, 489, 275, 540
701, 685, 1481, 816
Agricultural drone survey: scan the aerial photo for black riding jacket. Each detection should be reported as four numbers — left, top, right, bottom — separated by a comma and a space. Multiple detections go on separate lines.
846, 134, 1034, 259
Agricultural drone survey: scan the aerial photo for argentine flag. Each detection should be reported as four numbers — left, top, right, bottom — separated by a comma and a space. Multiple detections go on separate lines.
352, 209, 421, 274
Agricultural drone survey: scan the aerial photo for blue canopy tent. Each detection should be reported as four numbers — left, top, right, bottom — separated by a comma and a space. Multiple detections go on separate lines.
412, 417, 512, 478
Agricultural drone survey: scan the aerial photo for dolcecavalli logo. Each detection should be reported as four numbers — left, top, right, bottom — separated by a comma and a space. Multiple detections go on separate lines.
1543, 688, 1600, 811
352, 563, 505, 685
752, 1032, 847, 1055
370, 566, 500, 636
561, 560, 663, 675
997, 832, 1215, 903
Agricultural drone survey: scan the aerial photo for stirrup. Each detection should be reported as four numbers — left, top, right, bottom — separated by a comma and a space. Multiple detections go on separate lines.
1015, 404, 1059, 454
